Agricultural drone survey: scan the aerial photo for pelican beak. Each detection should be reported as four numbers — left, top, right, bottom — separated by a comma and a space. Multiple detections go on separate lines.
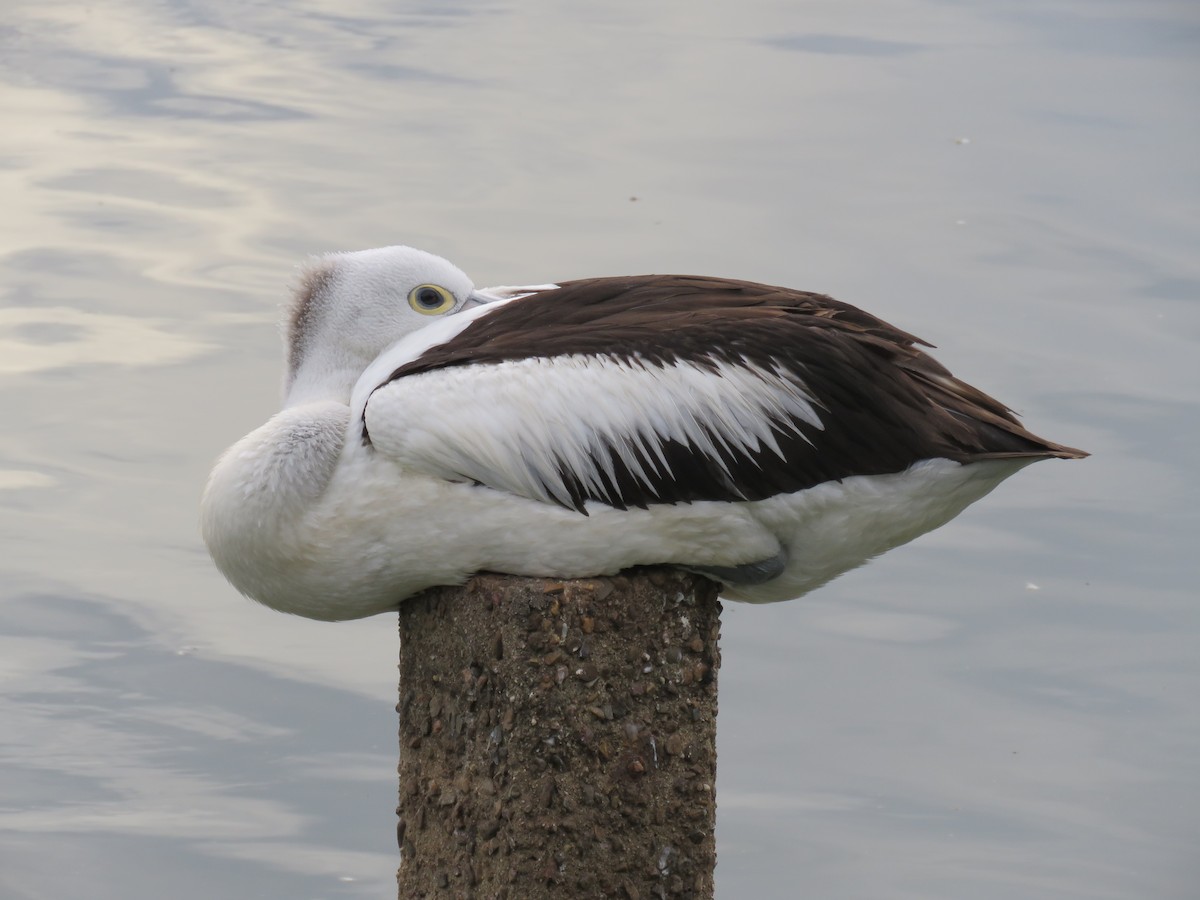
462, 291, 496, 310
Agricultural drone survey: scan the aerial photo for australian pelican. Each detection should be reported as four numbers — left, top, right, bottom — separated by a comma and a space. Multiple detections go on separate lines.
202, 246, 1086, 621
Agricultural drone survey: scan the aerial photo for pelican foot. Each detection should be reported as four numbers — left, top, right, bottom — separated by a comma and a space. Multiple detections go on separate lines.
683, 549, 788, 586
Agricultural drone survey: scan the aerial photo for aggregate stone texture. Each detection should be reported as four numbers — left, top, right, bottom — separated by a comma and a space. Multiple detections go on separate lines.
397, 568, 722, 899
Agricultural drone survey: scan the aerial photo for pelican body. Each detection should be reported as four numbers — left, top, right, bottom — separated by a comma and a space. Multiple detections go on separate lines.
201, 246, 1085, 621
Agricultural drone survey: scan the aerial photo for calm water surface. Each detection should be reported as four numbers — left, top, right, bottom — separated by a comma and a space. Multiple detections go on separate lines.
2, 2, 1197, 898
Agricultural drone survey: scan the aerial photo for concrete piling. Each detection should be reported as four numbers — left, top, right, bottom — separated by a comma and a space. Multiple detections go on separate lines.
397, 568, 721, 899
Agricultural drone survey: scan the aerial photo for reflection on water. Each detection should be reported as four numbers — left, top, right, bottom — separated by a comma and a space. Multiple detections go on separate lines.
0, 594, 395, 898
0, 306, 211, 374
2, 0, 1197, 898
0, 470, 57, 490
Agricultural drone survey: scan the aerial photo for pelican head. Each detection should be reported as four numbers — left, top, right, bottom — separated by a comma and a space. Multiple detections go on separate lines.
284, 246, 481, 406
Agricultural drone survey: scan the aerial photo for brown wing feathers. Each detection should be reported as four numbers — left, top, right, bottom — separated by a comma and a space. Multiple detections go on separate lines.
379, 274, 1085, 510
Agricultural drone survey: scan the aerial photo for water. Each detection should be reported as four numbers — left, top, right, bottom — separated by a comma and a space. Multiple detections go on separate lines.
2, 1, 1197, 897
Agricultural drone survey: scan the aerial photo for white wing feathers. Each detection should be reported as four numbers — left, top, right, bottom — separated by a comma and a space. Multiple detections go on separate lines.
362, 353, 825, 510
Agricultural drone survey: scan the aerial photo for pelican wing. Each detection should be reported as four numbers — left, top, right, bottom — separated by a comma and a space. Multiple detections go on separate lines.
361, 275, 1083, 513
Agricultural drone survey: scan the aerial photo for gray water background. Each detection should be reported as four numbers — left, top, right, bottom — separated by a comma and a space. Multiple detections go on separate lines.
1, 1, 1197, 898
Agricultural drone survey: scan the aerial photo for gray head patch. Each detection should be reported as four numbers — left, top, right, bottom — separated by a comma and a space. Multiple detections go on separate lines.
287, 260, 339, 380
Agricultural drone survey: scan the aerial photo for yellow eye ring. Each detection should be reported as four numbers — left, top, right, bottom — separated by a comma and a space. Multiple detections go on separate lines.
407, 283, 456, 315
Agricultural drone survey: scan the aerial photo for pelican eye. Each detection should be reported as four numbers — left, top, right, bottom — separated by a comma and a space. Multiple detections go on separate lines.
408, 283, 456, 315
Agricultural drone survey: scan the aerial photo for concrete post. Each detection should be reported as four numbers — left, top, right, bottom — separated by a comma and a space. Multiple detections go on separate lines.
397, 568, 721, 899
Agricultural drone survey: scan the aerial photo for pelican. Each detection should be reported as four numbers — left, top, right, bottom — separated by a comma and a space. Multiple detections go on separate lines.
201, 246, 1086, 621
